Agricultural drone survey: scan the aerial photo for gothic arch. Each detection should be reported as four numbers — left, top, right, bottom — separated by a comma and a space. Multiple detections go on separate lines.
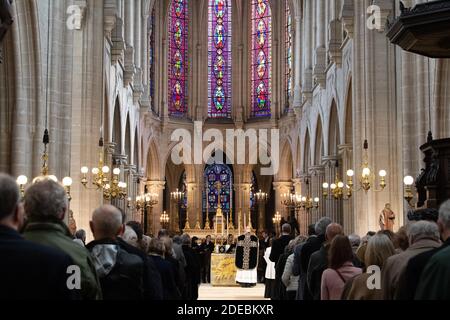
125, 112, 131, 160
112, 99, 122, 155
313, 116, 324, 165
328, 100, 340, 156
303, 129, 311, 172
344, 79, 353, 144
146, 138, 162, 180
276, 139, 293, 181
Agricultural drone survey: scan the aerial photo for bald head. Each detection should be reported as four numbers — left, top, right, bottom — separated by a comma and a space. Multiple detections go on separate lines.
90, 205, 124, 240
326, 223, 343, 242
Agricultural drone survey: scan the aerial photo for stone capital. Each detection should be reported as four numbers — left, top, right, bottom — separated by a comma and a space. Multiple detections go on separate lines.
112, 154, 128, 166
309, 165, 326, 176
146, 180, 166, 191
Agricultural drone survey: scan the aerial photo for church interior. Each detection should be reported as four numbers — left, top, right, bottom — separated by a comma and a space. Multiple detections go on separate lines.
1, 0, 450, 302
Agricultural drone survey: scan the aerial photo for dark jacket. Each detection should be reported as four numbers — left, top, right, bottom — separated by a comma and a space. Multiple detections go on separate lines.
415, 245, 450, 299
23, 221, 102, 300
0, 225, 79, 300
182, 245, 201, 300
86, 239, 144, 300
300, 234, 326, 300
117, 237, 163, 300
396, 238, 449, 300
166, 254, 185, 294
307, 244, 329, 300
149, 255, 181, 300
269, 235, 292, 264
273, 252, 290, 300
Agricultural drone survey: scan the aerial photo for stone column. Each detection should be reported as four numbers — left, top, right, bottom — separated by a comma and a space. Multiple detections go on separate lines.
123, 164, 136, 218
234, 183, 253, 229
339, 144, 355, 234
302, 0, 313, 99
112, 153, 128, 210
273, 181, 292, 219
298, 173, 311, 235
293, 15, 302, 108
146, 180, 165, 235
323, 156, 343, 224
313, 0, 326, 87
309, 165, 325, 223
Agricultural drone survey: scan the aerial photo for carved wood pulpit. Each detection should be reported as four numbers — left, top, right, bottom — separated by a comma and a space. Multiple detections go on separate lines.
416, 138, 450, 209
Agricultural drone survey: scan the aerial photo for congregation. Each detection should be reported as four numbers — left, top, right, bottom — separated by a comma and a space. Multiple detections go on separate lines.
1, 172, 450, 300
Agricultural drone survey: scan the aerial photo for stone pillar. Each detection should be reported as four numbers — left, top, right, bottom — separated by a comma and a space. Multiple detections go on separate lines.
339, 144, 355, 234
298, 173, 311, 235
273, 181, 292, 219
309, 165, 325, 223
313, 0, 326, 87
302, 0, 313, 99
294, 16, 302, 108
146, 180, 165, 235
323, 156, 343, 224
123, 164, 136, 219
234, 183, 253, 229
112, 153, 128, 210
293, 15, 302, 108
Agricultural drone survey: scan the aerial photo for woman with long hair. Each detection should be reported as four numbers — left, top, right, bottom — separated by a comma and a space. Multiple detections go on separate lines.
321, 235, 362, 300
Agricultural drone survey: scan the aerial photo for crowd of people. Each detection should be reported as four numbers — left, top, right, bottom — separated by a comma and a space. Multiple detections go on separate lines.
1, 171, 450, 300
261, 205, 450, 300
0, 173, 206, 300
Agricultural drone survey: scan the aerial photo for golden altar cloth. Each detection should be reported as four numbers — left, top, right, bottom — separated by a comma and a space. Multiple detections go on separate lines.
210, 253, 239, 287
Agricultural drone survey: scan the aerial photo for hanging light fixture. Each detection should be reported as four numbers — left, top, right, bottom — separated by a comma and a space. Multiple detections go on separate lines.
79, 28, 126, 201
16, 7, 72, 200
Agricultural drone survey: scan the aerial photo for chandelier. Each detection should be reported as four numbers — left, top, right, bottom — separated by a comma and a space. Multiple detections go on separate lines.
281, 180, 319, 211
80, 138, 127, 200
160, 211, 170, 229
323, 141, 387, 199
16, 134, 72, 200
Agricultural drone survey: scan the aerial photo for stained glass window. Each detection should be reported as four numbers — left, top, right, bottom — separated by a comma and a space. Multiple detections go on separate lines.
168, 0, 188, 117
149, 8, 156, 111
285, 2, 293, 113
208, 0, 232, 119
251, 0, 272, 118
204, 163, 233, 215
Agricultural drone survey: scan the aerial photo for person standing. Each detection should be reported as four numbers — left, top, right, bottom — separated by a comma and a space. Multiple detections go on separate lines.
269, 224, 293, 265
379, 203, 396, 232
382, 221, 441, 300
235, 227, 259, 287
200, 235, 215, 283
300, 217, 332, 300
181, 234, 201, 300
86, 205, 144, 300
0, 173, 79, 300
22, 178, 102, 300
321, 235, 362, 300
264, 238, 276, 298
414, 200, 450, 300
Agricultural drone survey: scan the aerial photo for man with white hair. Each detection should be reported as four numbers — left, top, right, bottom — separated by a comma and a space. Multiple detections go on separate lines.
23, 179, 102, 300
382, 220, 441, 299
414, 200, 450, 299
86, 205, 144, 300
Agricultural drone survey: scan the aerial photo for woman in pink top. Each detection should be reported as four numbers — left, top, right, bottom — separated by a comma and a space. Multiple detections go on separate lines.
321, 235, 362, 300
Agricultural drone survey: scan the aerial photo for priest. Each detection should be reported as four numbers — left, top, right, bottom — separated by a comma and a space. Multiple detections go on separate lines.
235, 226, 259, 288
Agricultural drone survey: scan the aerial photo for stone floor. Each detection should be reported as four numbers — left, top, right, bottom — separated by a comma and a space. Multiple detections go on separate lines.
198, 284, 268, 300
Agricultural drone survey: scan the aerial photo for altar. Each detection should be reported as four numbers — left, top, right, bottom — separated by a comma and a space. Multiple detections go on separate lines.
210, 253, 239, 287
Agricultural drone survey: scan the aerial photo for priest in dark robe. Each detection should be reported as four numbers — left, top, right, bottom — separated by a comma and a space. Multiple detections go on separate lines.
235, 227, 259, 287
